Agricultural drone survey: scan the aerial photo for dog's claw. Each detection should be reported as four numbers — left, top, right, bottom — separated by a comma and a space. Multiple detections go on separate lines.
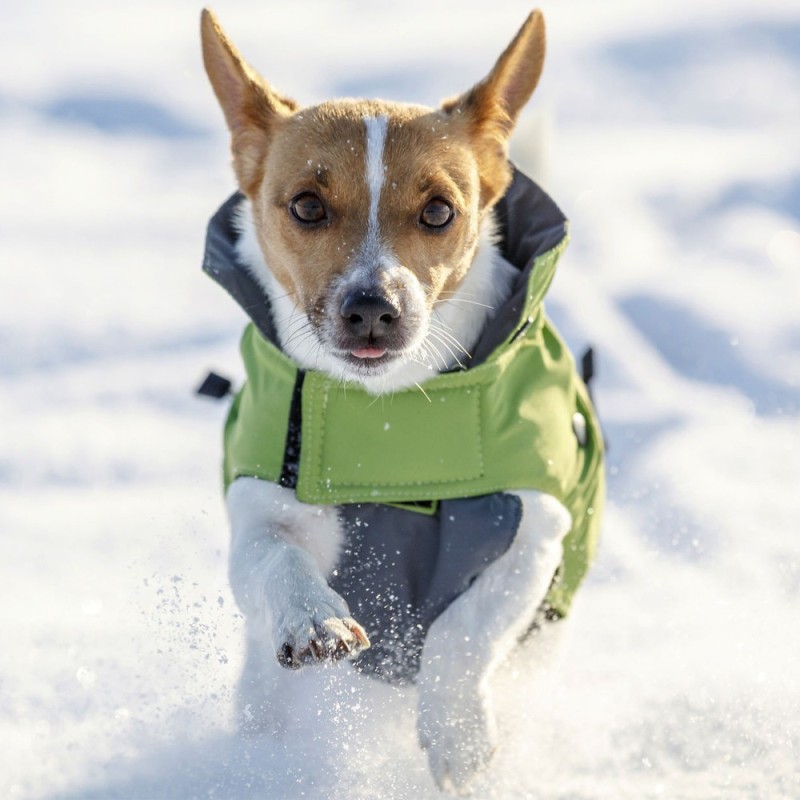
277, 643, 297, 669
276, 614, 370, 670
309, 638, 325, 661
348, 619, 371, 648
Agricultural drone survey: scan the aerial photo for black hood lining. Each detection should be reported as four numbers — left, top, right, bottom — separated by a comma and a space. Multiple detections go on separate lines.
202, 166, 567, 367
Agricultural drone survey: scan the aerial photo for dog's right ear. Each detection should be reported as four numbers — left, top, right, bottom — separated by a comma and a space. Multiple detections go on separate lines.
201, 8, 297, 196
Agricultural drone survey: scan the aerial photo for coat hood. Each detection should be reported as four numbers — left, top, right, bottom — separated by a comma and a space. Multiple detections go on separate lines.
201, 166, 568, 369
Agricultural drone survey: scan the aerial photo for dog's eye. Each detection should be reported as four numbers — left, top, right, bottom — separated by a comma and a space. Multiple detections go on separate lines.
419, 198, 454, 229
290, 192, 327, 224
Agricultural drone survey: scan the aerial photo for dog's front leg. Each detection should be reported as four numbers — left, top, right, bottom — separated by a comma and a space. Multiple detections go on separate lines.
226, 477, 369, 671
417, 490, 571, 793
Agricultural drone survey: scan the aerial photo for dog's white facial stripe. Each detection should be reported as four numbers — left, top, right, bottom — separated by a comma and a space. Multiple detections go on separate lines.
364, 114, 388, 242
358, 114, 390, 272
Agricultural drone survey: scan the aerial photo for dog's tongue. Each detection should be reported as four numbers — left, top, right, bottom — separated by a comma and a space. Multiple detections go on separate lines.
351, 346, 387, 359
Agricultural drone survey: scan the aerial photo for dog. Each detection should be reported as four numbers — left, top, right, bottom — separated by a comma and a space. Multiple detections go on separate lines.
200, 7, 604, 793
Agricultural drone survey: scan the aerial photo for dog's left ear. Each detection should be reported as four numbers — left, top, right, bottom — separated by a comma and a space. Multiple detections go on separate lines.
443, 10, 546, 208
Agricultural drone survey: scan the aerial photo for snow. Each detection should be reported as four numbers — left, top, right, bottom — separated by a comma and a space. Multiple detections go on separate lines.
1, 0, 798, 797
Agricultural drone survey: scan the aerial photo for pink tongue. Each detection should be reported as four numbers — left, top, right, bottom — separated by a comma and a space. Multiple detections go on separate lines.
351, 346, 387, 359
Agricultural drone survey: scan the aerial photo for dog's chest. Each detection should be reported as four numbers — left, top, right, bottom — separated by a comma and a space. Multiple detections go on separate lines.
328, 494, 522, 682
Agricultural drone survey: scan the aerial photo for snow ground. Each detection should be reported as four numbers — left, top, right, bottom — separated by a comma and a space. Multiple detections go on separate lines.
1, 0, 798, 797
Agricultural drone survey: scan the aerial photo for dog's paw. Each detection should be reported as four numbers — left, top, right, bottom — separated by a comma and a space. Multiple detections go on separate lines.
417, 687, 497, 794
275, 603, 370, 669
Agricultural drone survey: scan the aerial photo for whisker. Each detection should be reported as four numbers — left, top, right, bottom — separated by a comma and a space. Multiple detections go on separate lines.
273, 309, 309, 329
432, 297, 495, 309
280, 318, 311, 339
267, 287, 300, 303
416, 339, 437, 368
276, 315, 311, 336
437, 288, 484, 297
310, 338, 326, 369
412, 344, 433, 373
429, 321, 469, 349
414, 382, 432, 403
430, 308, 463, 335
421, 338, 449, 371
285, 323, 315, 343
408, 350, 433, 370
428, 322, 472, 359
427, 331, 466, 370
281, 324, 315, 351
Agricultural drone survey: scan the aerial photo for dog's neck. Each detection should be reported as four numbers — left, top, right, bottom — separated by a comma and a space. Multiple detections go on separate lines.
234, 200, 517, 395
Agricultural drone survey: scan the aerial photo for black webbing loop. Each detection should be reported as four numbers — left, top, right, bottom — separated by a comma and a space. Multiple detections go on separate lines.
196, 371, 233, 399
581, 347, 595, 392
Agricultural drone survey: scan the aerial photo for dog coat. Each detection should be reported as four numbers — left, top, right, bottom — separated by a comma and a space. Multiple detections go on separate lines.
203, 167, 605, 683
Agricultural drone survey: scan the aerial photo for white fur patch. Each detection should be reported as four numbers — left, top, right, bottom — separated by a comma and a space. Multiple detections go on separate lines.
226, 477, 344, 585
341, 114, 392, 287
424, 218, 517, 372
364, 114, 388, 247
233, 203, 337, 374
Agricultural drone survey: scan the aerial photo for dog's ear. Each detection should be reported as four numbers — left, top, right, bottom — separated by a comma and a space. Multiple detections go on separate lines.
201, 8, 297, 196
443, 10, 546, 208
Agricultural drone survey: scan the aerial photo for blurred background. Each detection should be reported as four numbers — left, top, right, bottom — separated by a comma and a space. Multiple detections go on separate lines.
1, 1, 798, 797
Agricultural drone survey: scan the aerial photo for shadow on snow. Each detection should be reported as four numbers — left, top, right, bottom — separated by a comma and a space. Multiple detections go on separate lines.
43, 93, 211, 139
620, 294, 799, 417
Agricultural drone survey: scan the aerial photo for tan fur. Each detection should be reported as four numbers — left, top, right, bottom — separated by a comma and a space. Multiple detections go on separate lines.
380, 109, 484, 300
251, 104, 369, 311
251, 101, 486, 314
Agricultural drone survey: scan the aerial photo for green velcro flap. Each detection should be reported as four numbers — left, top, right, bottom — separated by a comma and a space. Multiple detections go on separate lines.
297, 375, 484, 503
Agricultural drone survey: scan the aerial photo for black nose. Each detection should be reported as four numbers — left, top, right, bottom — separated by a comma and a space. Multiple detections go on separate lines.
339, 291, 401, 339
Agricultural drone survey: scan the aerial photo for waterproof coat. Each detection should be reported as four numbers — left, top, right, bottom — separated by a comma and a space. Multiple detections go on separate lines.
203, 167, 605, 682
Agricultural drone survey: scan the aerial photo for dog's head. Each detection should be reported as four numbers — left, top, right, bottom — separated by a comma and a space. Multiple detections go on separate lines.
202, 9, 545, 388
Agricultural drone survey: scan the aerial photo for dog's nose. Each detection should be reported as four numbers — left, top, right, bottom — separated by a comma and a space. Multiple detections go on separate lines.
340, 291, 401, 339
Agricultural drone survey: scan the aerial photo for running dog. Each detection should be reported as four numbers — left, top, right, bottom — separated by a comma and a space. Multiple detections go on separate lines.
200, 8, 604, 793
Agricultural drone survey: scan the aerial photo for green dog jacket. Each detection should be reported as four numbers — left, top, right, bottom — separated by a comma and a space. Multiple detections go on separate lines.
204, 167, 605, 681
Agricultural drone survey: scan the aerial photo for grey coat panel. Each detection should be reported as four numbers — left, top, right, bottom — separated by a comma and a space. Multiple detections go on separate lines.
331, 494, 522, 683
